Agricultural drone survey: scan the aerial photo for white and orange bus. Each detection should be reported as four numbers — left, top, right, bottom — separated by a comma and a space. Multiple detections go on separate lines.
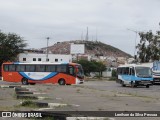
1, 62, 84, 85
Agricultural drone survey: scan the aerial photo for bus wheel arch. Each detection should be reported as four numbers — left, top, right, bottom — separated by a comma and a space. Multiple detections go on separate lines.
30, 83, 36, 85
131, 81, 137, 88
121, 80, 126, 87
146, 85, 150, 88
21, 78, 29, 85
58, 78, 66, 85
131, 81, 135, 88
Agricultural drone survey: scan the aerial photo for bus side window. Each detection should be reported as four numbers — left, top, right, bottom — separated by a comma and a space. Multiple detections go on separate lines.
117, 68, 120, 74
16, 65, 25, 72
36, 65, 45, 72
122, 68, 126, 74
26, 65, 35, 72
4, 65, 9, 71
125, 67, 129, 75
46, 65, 56, 72
69, 66, 75, 75
56, 65, 67, 73
9, 65, 16, 71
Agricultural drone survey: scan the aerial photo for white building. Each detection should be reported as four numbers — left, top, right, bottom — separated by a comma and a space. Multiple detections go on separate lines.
18, 53, 72, 63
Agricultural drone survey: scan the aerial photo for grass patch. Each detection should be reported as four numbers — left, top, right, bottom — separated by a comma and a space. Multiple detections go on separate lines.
0, 106, 15, 111
108, 77, 117, 81
142, 100, 151, 103
76, 89, 81, 93
13, 92, 17, 99
21, 100, 39, 108
29, 116, 56, 120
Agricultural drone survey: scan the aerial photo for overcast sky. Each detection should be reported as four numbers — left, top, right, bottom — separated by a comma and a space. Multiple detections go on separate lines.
0, 0, 160, 56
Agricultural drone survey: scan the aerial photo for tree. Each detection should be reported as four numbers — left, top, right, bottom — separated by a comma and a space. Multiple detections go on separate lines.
92, 61, 106, 76
136, 30, 160, 63
77, 59, 106, 77
0, 30, 27, 65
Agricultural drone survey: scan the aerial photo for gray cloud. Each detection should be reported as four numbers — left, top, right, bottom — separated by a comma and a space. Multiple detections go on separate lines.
0, 0, 160, 55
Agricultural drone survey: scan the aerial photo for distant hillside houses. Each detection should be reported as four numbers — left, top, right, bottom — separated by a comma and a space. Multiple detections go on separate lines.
18, 46, 134, 67
17, 40, 134, 66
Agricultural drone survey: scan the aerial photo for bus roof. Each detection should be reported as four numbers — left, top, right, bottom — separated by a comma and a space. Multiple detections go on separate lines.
118, 64, 150, 68
2, 62, 80, 66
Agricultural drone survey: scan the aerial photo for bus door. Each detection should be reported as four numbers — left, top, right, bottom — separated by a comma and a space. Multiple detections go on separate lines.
129, 67, 135, 81
122, 67, 130, 84
68, 65, 76, 83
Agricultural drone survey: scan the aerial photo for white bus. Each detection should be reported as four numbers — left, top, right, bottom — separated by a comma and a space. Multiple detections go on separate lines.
117, 64, 153, 88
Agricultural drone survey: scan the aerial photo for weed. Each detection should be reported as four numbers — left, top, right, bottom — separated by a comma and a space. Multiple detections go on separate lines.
76, 89, 81, 93
108, 77, 117, 81
21, 100, 38, 108
103, 118, 109, 120
98, 108, 102, 111
113, 94, 117, 97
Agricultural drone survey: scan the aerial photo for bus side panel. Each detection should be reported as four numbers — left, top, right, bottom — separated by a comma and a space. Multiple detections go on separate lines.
3, 72, 22, 82
27, 73, 76, 84
50, 73, 76, 84
118, 75, 130, 84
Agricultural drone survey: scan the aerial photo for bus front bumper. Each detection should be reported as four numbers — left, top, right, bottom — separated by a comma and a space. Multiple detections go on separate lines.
153, 78, 160, 84
135, 80, 153, 86
76, 78, 84, 84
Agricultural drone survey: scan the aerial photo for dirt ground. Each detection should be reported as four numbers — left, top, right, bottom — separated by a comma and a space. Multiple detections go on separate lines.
0, 79, 160, 120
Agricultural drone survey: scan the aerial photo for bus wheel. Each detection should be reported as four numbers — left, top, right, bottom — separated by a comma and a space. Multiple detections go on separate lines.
121, 81, 126, 87
22, 78, 28, 85
58, 79, 66, 85
146, 85, 150, 88
134, 85, 137, 88
131, 82, 135, 88
30, 83, 36, 85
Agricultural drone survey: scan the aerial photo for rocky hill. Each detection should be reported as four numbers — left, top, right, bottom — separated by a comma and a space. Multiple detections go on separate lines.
44, 40, 132, 58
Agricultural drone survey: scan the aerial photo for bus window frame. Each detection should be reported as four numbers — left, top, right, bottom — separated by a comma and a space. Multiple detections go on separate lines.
16, 64, 26, 72
45, 65, 56, 72
68, 65, 76, 76
35, 65, 46, 72
3, 64, 9, 72
25, 65, 36, 72
8, 64, 16, 72
56, 65, 67, 73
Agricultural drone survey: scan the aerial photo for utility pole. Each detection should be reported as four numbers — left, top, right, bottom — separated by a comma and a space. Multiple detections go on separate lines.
85, 27, 89, 41
46, 37, 50, 61
127, 28, 138, 58
96, 27, 98, 41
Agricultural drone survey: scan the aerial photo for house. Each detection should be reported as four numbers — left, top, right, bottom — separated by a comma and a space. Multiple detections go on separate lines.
18, 53, 72, 63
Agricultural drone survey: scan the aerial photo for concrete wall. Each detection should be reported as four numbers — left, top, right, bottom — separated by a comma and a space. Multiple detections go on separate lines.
18, 53, 72, 63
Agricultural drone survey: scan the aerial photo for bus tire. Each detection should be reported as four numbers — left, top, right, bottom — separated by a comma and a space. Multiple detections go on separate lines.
131, 82, 135, 88
146, 85, 149, 88
22, 78, 28, 85
30, 83, 36, 85
66, 84, 71, 85
121, 81, 126, 87
134, 85, 137, 88
58, 79, 66, 85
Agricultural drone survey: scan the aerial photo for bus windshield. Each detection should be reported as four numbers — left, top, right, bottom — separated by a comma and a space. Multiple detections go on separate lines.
76, 65, 84, 78
135, 67, 152, 78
